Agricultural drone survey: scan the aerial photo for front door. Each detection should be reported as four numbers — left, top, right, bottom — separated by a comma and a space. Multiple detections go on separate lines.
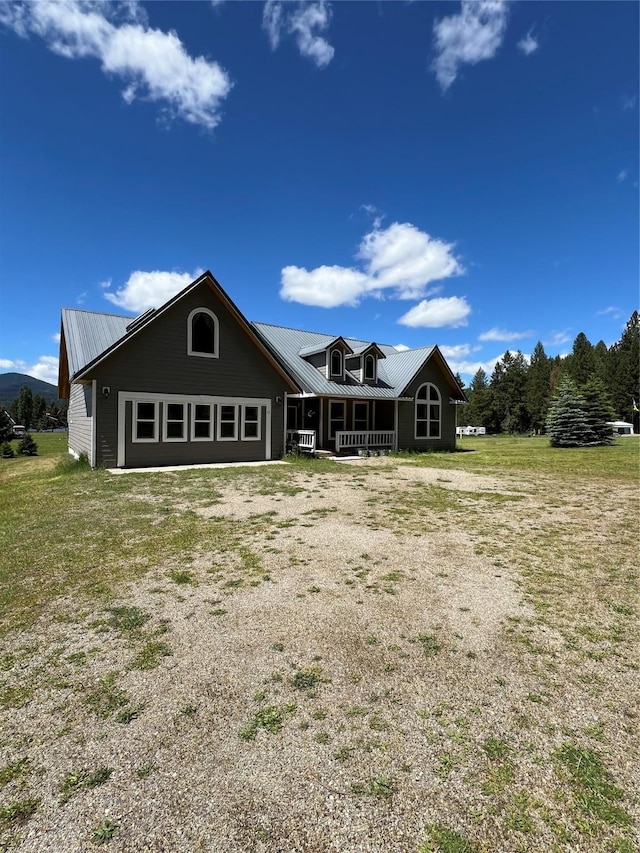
329, 400, 346, 446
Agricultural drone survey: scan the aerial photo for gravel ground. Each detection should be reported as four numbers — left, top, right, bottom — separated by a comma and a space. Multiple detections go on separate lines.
1, 459, 638, 852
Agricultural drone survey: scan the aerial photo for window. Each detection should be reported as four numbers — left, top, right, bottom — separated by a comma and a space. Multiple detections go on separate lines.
364, 354, 376, 382
242, 406, 261, 440
415, 383, 441, 439
133, 401, 157, 442
164, 403, 186, 441
330, 348, 343, 378
218, 404, 238, 440
188, 308, 219, 358
329, 400, 345, 439
353, 401, 369, 432
191, 403, 213, 441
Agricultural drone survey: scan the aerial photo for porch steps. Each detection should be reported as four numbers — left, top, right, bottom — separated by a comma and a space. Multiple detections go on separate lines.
314, 449, 335, 459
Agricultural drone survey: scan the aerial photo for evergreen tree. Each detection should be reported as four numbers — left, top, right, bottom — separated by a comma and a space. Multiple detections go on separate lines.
0, 408, 12, 443
546, 378, 593, 447
33, 394, 47, 430
568, 332, 595, 386
17, 433, 38, 456
527, 341, 552, 433
503, 351, 530, 433
581, 378, 615, 445
462, 369, 493, 428
15, 386, 34, 430
609, 311, 640, 422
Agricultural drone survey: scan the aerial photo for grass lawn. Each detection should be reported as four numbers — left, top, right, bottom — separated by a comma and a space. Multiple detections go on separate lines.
0, 434, 638, 852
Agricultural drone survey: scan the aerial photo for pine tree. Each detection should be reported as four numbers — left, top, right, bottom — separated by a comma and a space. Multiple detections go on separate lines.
568, 332, 595, 386
581, 378, 615, 445
0, 408, 12, 443
462, 369, 493, 428
546, 378, 594, 447
16, 386, 34, 430
609, 311, 640, 422
527, 342, 552, 433
17, 433, 38, 456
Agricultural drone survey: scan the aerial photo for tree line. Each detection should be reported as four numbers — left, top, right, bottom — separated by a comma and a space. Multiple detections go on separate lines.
0, 385, 68, 441
459, 311, 639, 434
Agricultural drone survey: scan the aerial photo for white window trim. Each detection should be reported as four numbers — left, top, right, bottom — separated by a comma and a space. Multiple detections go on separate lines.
329, 399, 346, 439
415, 382, 442, 440
133, 400, 158, 443
364, 354, 377, 383
187, 307, 219, 359
217, 404, 238, 441
329, 347, 344, 380
162, 402, 188, 443
117, 393, 273, 466
241, 405, 262, 441
191, 403, 214, 442
353, 401, 369, 431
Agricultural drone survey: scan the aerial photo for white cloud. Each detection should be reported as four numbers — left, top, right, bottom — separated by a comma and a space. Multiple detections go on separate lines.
439, 343, 476, 360
544, 330, 571, 347
280, 222, 464, 310
597, 306, 622, 320
263, 0, 334, 68
0, 1, 232, 130
393, 344, 410, 352
444, 356, 499, 378
398, 296, 471, 328
478, 327, 535, 342
280, 265, 369, 309
0, 357, 60, 385
432, 0, 509, 91
52, 332, 61, 344
103, 268, 204, 313
357, 223, 462, 299
617, 169, 628, 183
517, 29, 538, 56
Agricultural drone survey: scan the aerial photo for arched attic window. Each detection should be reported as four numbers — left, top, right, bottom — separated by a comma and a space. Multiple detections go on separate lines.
330, 348, 343, 379
188, 308, 219, 358
364, 353, 376, 382
415, 382, 441, 439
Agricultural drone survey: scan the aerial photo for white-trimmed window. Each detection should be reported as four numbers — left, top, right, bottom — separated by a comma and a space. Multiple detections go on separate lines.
188, 308, 219, 358
164, 402, 186, 441
242, 405, 261, 441
364, 354, 376, 382
133, 401, 158, 442
415, 383, 441, 439
329, 399, 346, 439
218, 404, 238, 440
330, 348, 343, 379
353, 401, 369, 432
191, 403, 214, 441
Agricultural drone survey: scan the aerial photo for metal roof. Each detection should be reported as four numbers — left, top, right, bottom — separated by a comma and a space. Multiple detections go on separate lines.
251, 322, 449, 399
61, 308, 130, 379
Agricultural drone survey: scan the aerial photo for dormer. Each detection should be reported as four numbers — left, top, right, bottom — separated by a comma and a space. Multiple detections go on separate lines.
345, 343, 386, 385
299, 336, 354, 382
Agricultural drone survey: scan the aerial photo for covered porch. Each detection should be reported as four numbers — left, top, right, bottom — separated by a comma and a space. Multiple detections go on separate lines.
286, 396, 397, 455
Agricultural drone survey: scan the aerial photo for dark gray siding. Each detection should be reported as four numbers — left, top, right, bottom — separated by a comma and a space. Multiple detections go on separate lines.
68, 383, 93, 459
82, 282, 290, 467
397, 360, 457, 451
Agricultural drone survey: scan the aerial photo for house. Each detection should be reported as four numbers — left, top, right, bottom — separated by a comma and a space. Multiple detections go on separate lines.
58, 271, 467, 469
606, 421, 635, 436
252, 323, 466, 455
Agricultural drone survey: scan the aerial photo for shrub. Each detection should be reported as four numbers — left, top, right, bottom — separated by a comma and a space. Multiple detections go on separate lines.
17, 433, 38, 456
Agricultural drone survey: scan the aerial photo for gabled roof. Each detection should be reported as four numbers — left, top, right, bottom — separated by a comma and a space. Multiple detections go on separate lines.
298, 336, 354, 358
251, 322, 466, 401
58, 271, 299, 396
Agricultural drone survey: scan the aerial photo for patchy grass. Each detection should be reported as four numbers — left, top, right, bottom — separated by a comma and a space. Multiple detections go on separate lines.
0, 434, 638, 852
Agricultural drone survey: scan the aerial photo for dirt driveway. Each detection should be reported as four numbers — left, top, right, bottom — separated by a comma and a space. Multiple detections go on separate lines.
1, 459, 638, 852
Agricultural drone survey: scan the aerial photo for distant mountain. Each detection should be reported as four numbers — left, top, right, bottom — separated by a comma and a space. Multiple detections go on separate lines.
0, 372, 59, 407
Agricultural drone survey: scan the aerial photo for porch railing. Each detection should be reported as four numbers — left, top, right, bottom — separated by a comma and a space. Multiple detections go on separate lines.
287, 429, 316, 454
335, 430, 396, 452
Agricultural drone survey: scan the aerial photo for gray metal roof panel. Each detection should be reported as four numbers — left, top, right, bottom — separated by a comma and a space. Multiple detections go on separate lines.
252, 322, 436, 398
62, 309, 130, 378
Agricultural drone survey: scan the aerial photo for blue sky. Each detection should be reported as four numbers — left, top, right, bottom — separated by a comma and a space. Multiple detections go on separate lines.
0, 0, 638, 387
